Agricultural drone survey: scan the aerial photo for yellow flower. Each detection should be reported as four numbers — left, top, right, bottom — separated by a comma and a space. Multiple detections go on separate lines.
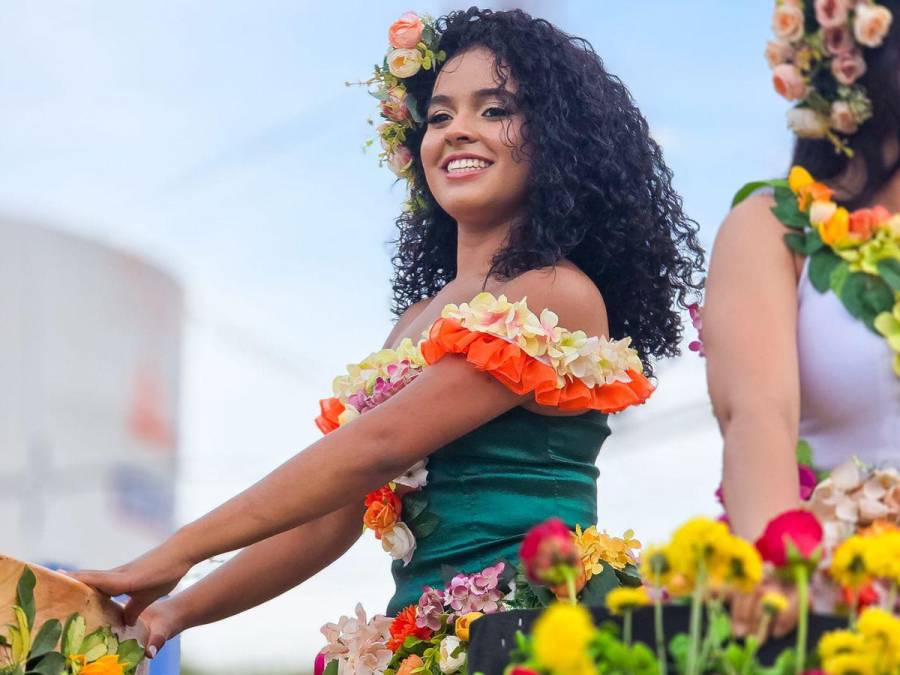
789, 166, 814, 193
80, 655, 126, 675
857, 608, 900, 666
710, 535, 763, 594
532, 603, 597, 675
822, 652, 876, 675
605, 586, 650, 615
819, 206, 851, 247
640, 545, 691, 598
573, 525, 639, 579
865, 530, 900, 584
668, 517, 731, 583
455, 612, 482, 641
831, 535, 871, 589
761, 591, 790, 615
818, 629, 865, 660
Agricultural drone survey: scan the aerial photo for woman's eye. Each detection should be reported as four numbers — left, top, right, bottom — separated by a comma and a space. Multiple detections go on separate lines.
484, 106, 510, 118
427, 112, 451, 124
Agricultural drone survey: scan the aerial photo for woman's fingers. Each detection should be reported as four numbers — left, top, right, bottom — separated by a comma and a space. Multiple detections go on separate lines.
772, 589, 799, 638
66, 569, 131, 597
730, 589, 759, 637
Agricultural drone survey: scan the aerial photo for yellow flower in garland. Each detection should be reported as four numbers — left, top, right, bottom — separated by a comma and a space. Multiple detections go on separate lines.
857, 608, 900, 668
819, 206, 852, 248
605, 586, 650, 615
80, 655, 126, 675
874, 301, 900, 377
818, 630, 866, 660
789, 166, 833, 210
532, 603, 597, 675
822, 652, 876, 675
864, 530, 900, 585
831, 535, 871, 590
455, 612, 482, 641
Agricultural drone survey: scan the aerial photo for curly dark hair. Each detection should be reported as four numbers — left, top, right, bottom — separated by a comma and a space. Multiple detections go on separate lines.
792, 0, 900, 209
389, 7, 704, 371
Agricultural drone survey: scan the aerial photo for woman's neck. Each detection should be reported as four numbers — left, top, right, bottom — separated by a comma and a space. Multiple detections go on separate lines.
454, 219, 515, 282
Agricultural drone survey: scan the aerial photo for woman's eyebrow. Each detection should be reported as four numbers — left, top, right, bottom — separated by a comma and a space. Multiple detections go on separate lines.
427, 87, 512, 109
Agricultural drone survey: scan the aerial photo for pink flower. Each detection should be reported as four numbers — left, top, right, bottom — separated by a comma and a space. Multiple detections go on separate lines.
755, 509, 823, 568
380, 86, 409, 122
519, 518, 579, 586
815, 0, 850, 28
830, 101, 859, 135
765, 39, 795, 67
853, 2, 893, 48
415, 586, 445, 631
314, 652, 326, 675
823, 24, 854, 55
799, 465, 818, 500
773, 63, 808, 100
387, 145, 414, 177
831, 49, 867, 85
687, 303, 704, 357
388, 12, 425, 50
446, 562, 506, 615
772, 4, 806, 42
320, 604, 394, 675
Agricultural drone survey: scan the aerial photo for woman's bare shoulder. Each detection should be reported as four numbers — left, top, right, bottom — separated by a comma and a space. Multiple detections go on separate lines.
382, 297, 433, 348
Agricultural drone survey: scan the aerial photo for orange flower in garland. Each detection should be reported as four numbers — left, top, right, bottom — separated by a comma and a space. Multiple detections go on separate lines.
80, 656, 126, 675
387, 605, 432, 651
363, 486, 402, 537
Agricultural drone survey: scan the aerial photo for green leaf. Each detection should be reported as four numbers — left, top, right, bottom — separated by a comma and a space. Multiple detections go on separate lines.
783, 232, 806, 254
796, 439, 813, 467
830, 261, 850, 295
323, 660, 339, 675
860, 277, 894, 328
16, 568, 36, 632
61, 614, 84, 657
840, 272, 868, 318
877, 258, 900, 292
579, 565, 621, 606
731, 178, 788, 207
408, 512, 439, 539
23, 652, 65, 675
115, 640, 144, 669
808, 248, 841, 292
12, 607, 31, 662
402, 492, 428, 521
771, 188, 809, 230
803, 229, 824, 255
80, 629, 109, 663
668, 633, 690, 674
27, 621, 60, 660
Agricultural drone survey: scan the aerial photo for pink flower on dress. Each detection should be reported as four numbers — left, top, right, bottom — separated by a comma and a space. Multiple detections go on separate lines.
688, 303, 705, 357
831, 49, 867, 85
415, 585, 446, 631
823, 24, 854, 55
320, 603, 393, 675
815, 0, 850, 29
446, 562, 506, 615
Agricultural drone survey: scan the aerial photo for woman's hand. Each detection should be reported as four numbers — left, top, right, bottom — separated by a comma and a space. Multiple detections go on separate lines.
730, 578, 798, 642
68, 541, 194, 626
137, 599, 185, 659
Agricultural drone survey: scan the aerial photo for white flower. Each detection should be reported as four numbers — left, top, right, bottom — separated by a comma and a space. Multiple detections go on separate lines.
320, 604, 393, 675
387, 48, 422, 78
787, 108, 830, 138
854, 2, 893, 48
438, 636, 467, 674
772, 4, 805, 42
809, 200, 838, 225
382, 522, 417, 565
393, 460, 429, 489
831, 459, 864, 491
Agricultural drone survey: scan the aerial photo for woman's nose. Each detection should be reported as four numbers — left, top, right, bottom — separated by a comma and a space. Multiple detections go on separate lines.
444, 114, 477, 144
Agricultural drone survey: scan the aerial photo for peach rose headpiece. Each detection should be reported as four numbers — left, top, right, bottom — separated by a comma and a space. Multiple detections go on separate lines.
347, 11, 446, 207
766, 0, 893, 156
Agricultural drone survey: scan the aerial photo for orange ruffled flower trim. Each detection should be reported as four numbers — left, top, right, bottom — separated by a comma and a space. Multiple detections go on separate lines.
316, 396, 345, 434
419, 318, 654, 414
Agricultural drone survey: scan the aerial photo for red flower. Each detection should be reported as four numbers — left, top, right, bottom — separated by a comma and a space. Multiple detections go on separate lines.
841, 582, 879, 613
388, 605, 432, 651
755, 509, 823, 568
365, 485, 402, 514
519, 518, 579, 585
509, 669, 540, 675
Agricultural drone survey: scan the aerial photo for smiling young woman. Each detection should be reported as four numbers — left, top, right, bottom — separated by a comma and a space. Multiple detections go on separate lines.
69, 7, 704, 669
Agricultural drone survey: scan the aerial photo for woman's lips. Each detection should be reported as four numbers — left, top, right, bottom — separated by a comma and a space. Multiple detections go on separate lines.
443, 164, 492, 180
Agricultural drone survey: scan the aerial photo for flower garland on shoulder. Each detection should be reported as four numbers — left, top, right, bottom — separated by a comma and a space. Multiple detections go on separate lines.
767, 0, 893, 155
734, 165, 900, 376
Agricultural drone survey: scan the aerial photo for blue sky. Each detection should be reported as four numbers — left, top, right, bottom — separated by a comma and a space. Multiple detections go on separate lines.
0, 1, 794, 670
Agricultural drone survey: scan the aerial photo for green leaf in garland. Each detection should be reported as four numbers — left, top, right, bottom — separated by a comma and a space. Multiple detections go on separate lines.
323, 658, 339, 675
830, 261, 850, 295
27, 620, 60, 661
784, 232, 807, 255
860, 277, 894, 329
402, 492, 428, 521
803, 229, 825, 255
877, 258, 900, 292
808, 248, 842, 292
115, 640, 144, 670
731, 179, 786, 207
771, 187, 809, 230
23, 651, 65, 675
408, 511, 439, 539
840, 272, 868, 319
60, 614, 84, 658
16, 568, 37, 632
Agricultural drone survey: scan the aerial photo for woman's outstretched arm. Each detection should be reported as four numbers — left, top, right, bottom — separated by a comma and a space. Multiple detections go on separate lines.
705, 194, 802, 542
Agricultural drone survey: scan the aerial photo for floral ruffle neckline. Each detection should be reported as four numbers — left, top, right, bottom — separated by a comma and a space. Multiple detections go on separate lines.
735, 166, 900, 377
314, 292, 655, 565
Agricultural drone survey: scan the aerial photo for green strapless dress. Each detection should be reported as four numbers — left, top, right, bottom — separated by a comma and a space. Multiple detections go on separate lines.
387, 406, 610, 615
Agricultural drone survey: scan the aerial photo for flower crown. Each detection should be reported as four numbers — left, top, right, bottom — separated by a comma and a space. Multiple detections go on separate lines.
348, 12, 446, 206
767, 0, 893, 156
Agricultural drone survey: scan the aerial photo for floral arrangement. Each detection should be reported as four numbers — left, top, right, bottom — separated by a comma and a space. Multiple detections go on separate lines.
767, 0, 893, 155
0, 566, 144, 675
314, 292, 653, 565
316, 519, 642, 675
506, 509, 900, 675
346, 10, 445, 201
734, 166, 900, 377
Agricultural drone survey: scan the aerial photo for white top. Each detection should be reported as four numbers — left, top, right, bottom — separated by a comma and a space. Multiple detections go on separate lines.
797, 259, 900, 469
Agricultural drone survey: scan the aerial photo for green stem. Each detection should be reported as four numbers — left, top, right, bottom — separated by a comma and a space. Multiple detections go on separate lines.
849, 587, 858, 630
653, 585, 668, 675
697, 600, 720, 670
686, 566, 706, 675
794, 565, 809, 675
623, 609, 633, 647
887, 582, 898, 613
564, 567, 577, 606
